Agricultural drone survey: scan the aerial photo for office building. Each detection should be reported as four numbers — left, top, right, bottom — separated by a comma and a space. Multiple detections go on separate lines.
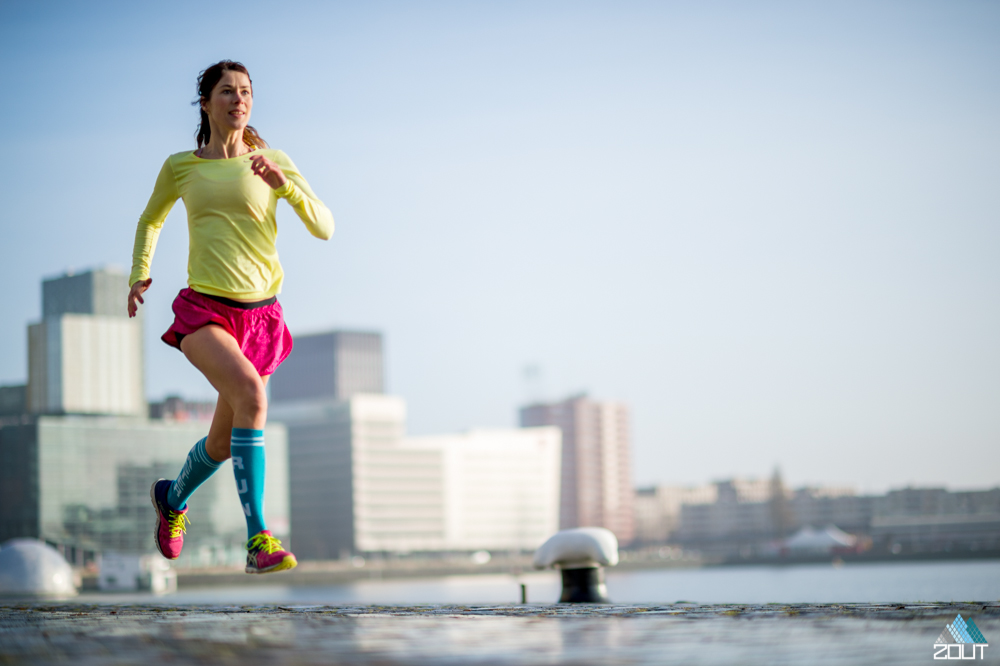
270, 330, 383, 403
666, 478, 873, 556
410, 428, 561, 552
640, 476, 1000, 558
0, 415, 289, 568
148, 396, 216, 422
41, 269, 132, 318
870, 487, 1000, 554
269, 394, 561, 558
520, 394, 635, 544
27, 268, 144, 416
0, 385, 26, 417
271, 394, 411, 559
634, 484, 718, 545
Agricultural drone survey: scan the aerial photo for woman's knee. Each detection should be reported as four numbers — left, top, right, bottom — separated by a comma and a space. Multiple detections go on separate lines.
231, 375, 268, 418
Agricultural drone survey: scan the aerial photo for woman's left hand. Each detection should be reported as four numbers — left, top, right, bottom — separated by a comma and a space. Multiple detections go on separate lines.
249, 154, 288, 190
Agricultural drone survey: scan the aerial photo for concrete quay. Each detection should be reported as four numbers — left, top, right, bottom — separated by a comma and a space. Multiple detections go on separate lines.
1, 601, 997, 665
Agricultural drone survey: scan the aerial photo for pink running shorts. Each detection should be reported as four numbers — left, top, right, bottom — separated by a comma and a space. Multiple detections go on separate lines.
162, 288, 294, 377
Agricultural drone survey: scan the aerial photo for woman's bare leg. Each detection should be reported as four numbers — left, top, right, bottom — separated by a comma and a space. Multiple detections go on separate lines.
152, 326, 274, 558
179, 324, 295, 571
203, 375, 270, 462
180, 325, 269, 457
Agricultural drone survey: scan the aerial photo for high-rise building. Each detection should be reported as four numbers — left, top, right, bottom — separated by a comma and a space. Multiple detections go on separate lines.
269, 331, 383, 403
269, 394, 562, 558
0, 385, 26, 417
520, 394, 635, 544
41, 269, 133, 318
27, 268, 144, 416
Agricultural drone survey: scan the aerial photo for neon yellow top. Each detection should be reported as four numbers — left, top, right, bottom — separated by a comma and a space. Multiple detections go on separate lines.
129, 149, 334, 300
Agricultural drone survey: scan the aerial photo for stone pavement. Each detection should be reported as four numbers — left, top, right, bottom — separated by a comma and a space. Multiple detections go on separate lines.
1, 602, 997, 665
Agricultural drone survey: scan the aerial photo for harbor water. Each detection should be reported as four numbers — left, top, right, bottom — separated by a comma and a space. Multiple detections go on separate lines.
77, 559, 1000, 606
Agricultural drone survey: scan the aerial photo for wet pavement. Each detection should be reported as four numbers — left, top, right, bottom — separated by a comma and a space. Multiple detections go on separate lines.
1, 601, 997, 665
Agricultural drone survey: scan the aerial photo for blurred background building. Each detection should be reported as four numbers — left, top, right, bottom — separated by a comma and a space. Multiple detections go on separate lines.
27, 268, 145, 416
408, 428, 561, 553
633, 472, 1000, 560
669, 472, 866, 558
520, 394, 635, 544
270, 330, 384, 402
269, 393, 408, 559
634, 483, 719, 545
0, 415, 288, 568
268, 331, 562, 559
0, 384, 27, 418
870, 487, 1000, 555
148, 396, 216, 422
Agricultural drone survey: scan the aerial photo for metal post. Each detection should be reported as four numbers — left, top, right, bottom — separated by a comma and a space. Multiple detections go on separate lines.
559, 567, 609, 603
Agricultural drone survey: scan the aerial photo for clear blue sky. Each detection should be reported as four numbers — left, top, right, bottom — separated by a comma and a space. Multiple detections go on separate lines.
1, 1, 997, 492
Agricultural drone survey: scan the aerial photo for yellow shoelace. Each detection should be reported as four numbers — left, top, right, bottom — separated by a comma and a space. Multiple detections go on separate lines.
247, 533, 284, 554
168, 511, 190, 539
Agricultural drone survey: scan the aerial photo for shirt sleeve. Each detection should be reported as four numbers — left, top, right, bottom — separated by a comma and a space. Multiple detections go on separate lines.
272, 151, 335, 240
129, 157, 180, 286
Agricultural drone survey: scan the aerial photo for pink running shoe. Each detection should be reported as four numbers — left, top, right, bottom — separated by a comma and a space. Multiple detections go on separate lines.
150, 478, 189, 560
245, 531, 298, 574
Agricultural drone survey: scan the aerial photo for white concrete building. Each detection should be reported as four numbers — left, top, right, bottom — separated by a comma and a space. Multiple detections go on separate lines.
269, 394, 418, 558
270, 394, 562, 558
28, 315, 144, 416
26, 268, 144, 416
353, 398, 444, 554
414, 428, 561, 552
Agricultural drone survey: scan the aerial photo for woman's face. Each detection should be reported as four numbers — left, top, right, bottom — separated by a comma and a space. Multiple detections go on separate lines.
202, 70, 253, 136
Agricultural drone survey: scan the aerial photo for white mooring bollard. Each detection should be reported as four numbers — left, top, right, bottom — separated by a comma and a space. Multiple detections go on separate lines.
533, 527, 619, 603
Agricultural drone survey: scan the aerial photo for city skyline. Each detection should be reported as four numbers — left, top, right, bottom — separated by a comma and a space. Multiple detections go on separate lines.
1, 2, 997, 493
4, 273, 993, 501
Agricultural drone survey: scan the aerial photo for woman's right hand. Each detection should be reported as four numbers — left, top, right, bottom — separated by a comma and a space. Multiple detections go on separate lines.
128, 278, 152, 318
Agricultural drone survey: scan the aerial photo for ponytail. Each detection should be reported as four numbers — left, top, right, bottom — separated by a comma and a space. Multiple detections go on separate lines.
196, 108, 211, 148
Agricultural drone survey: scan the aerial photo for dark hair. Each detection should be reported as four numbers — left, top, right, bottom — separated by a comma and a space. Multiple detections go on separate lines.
193, 60, 267, 150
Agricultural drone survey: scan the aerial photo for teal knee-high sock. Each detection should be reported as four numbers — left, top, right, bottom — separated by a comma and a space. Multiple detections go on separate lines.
231, 428, 267, 539
167, 437, 223, 510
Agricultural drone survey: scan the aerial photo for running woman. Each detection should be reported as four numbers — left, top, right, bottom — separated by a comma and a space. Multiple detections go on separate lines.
127, 60, 333, 574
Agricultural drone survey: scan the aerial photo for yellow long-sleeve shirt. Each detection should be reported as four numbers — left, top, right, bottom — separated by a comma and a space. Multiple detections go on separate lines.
130, 149, 334, 300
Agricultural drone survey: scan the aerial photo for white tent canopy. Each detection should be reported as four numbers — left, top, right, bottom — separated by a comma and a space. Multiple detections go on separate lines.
784, 525, 857, 553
